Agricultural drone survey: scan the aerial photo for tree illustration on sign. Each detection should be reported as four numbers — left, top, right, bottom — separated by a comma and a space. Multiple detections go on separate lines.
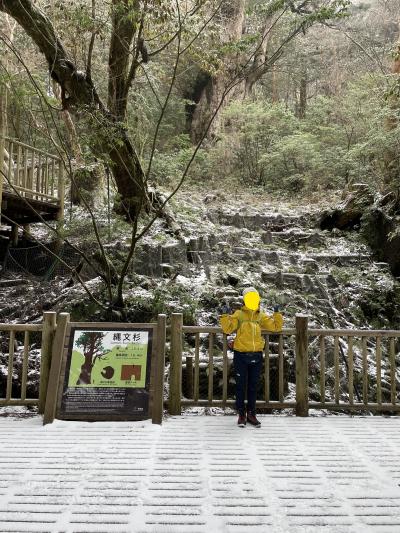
75, 332, 108, 385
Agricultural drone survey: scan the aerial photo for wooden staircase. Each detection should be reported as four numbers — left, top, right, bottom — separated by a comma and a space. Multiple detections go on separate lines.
0, 137, 64, 232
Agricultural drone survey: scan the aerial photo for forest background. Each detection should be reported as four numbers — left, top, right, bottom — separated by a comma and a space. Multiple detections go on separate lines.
0, 0, 399, 316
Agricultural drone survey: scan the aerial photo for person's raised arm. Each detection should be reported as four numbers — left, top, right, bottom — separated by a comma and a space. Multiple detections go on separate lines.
260, 305, 283, 332
220, 307, 240, 334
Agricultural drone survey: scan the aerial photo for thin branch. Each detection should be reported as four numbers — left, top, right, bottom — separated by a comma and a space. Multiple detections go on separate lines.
180, 0, 225, 55
323, 23, 387, 75
126, 2, 146, 90
146, 5, 182, 181
86, 0, 97, 81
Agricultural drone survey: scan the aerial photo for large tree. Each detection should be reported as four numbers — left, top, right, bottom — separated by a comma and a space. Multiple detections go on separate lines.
187, 0, 350, 142
0, 0, 177, 219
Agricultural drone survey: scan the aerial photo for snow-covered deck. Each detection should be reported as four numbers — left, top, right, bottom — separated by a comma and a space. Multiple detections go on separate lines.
1, 413, 400, 533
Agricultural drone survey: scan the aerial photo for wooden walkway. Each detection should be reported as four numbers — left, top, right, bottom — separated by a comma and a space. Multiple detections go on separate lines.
0, 414, 400, 532
0, 137, 64, 227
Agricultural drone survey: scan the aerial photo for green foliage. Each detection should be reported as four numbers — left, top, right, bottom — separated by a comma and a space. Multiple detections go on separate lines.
193, 74, 400, 196
126, 284, 199, 325
149, 134, 211, 185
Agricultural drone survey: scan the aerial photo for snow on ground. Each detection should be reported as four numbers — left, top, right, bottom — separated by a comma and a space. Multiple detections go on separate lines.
0, 413, 400, 533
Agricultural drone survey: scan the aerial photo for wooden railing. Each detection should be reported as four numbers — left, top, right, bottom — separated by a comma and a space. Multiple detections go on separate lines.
168, 313, 400, 416
0, 312, 56, 412
2, 312, 399, 418
1, 137, 64, 209
308, 326, 400, 412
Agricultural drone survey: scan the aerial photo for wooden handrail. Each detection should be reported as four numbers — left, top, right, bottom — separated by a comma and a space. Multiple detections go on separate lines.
175, 316, 400, 416
1, 137, 64, 211
4, 136, 60, 160
182, 325, 400, 337
0, 323, 43, 331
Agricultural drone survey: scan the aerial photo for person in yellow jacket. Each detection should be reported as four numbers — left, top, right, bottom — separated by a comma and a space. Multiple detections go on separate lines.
220, 287, 283, 427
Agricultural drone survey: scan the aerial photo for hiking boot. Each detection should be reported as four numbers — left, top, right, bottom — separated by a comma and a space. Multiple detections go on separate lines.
237, 413, 246, 427
247, 412, 261, 427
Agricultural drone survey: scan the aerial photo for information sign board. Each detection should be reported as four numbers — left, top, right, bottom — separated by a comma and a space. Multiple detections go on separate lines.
58, 326, 154, 420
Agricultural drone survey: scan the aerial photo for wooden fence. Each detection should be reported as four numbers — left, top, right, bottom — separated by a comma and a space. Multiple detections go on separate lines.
0, 312, 56, 412
168, 313, 400, 416
1, 137, 64, 210
1, 312, 399, 418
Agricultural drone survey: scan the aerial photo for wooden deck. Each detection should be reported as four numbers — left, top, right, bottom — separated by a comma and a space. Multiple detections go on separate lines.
0, 414, 400, 532
0, 137, 64, 226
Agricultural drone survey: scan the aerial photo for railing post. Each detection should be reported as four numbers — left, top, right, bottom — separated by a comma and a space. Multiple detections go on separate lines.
38, 312, 57, 414
296, 314, 309, 417
185, 356, 194, 399
43, 313, 70, 425
169, 313, 183, 415
57, 160, 65, 221
152, 314, 166, 425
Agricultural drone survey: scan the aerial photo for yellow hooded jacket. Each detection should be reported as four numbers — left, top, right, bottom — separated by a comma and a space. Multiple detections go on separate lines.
220, 306, 283, 352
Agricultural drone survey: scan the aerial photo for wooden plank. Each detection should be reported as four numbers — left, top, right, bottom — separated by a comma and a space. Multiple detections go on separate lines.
362, 336, 368, 405
43, 157, 48, 194
222, 334, 228, 405
36, 153, 41, 197
70, 321, 156, 328
309, 328, 400, 337
208, 333, 214, 404
308, 402, 400, 412
23, 145, 28, 189
376, 336, 382, 405
348, 336, 354, 405
0, 398, 38, 406
390, 338, 396, 406
5, 137, 60, 159
278, 334, 284, 403
179, 399, 297, 409
26, 149, 33, 192
7, 140, 13, 186
182, 325, 296, 335
320, 335, 325, 404
295, 315, 309, 417
50, 159, 55, 195
194, 333, 200, 402
43, 313, 70, 425
334, 336, 340, 404
38, 312, 57, 414
169, 313, 183, 416
152, 314, 166, 425
21, 331, 29, 401
0, 323, 42, 332
186, 356, 193, 399
5, 330, 15, 402
264, 335, 270, 402
10, 184, 58, 202
15, 144, 21, 187
57, 160, 64, 220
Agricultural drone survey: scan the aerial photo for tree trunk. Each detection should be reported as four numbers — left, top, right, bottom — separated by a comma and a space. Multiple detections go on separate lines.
383, 26, 400, 186
244, 16, 275, 98
0, 0, 146, 219
298, 70, 307, 119
271, 65, 279, 103
77, 355, 93, 385
190, 0, 246, 143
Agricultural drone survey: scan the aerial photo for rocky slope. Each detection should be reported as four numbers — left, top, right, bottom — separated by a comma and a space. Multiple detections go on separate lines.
1, 190, 399, 405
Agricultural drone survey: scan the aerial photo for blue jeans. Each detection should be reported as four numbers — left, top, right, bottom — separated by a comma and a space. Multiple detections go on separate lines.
233, 351, 263, 415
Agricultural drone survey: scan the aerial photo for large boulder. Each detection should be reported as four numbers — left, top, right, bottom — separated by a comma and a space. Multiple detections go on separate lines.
320, 185, 400, 276
320, 183, 374, 230
360, 206, 400, 277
